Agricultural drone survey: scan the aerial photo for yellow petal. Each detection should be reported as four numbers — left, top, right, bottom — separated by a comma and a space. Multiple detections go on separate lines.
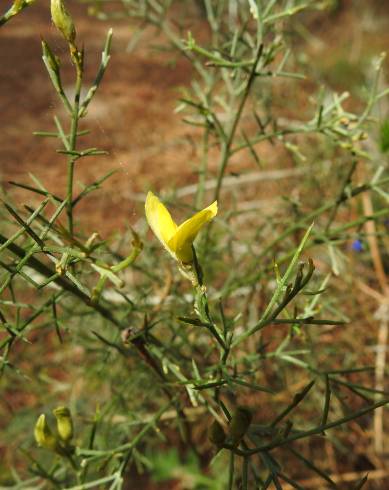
145, 191, 178, 255
34, 414, 57, 450
168, 201, 217, 263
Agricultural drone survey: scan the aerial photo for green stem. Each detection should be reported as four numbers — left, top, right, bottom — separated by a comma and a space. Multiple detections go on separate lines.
228, 451, 235, 490
242, 456, 249, 490
67, 55, 83, 237
65, 452, 78, 472
213, 44, 263, 202
324, 155, 358, 233
195, 128, 209, 209
0, 0, 34, 26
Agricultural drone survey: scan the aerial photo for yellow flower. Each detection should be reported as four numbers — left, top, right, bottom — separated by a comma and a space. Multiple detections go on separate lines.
145, 191, 217, 263
34, 414, 57, 451
53, 406, 73, 444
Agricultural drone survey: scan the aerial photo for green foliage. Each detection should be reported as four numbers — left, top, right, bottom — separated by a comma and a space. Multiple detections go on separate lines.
149, 448, 230, 489
0, 0, 388, 488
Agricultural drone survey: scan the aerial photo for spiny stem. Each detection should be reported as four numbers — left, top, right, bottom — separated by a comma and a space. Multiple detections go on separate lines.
66, 49, 83, 237
213, 43, 263, 202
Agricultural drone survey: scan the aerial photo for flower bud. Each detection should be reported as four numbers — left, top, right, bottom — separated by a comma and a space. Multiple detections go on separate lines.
34, 414, 57, 451
53, 406, 73, 443
229, 407, 252, 445
41, 40, 60, 75
50, 0, 76, 43
208, 420, 226, 447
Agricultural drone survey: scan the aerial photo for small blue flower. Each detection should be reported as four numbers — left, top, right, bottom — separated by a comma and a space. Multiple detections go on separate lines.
351, 239, 363, 252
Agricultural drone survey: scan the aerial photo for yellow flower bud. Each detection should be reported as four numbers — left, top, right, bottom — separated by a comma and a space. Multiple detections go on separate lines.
50, 0, 76, 43
229, 407, 252, 445
34, 414, 57, 451
53, 406, 73, 443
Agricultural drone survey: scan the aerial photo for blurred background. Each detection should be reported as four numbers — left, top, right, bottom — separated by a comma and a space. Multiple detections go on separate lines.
1, 0, 388, 233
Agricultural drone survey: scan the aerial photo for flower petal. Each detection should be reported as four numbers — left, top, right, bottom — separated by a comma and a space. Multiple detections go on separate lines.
145, 191, 178, 255
168, 201, 217, 263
